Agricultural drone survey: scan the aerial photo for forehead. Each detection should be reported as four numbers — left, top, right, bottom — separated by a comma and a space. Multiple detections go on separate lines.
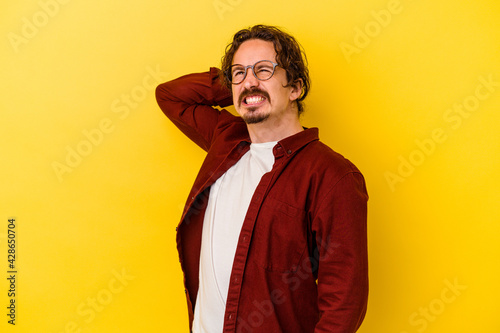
232, 39, 276, 65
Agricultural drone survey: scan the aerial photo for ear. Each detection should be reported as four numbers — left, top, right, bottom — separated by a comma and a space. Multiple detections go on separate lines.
289, 78, 303, 102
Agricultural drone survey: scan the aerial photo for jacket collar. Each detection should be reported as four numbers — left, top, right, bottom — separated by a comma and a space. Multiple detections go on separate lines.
272, 127, 319, 158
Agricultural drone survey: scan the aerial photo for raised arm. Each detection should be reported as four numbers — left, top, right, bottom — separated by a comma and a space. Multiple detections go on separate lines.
313, 172, 369, 333
155, 67, 234, 151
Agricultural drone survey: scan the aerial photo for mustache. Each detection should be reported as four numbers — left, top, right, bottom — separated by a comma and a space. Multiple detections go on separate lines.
238, 88, 271, 105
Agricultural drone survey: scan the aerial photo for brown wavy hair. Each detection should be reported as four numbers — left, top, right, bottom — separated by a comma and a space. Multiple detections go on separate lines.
220, 25, 310, 115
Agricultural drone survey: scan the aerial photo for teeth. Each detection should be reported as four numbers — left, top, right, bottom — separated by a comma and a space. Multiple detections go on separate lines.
245, 96, 264, 105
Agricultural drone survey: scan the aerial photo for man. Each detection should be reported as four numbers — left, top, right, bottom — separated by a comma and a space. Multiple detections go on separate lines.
156, 25, 368, 333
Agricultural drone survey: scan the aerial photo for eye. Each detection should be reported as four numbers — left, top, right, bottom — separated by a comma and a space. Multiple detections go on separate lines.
255, 65, 272, 73
232, 67, 245, 77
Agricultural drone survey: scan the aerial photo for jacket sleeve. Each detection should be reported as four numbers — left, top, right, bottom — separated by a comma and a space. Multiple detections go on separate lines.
312, 172, 369, 333
155, 67, 234, 152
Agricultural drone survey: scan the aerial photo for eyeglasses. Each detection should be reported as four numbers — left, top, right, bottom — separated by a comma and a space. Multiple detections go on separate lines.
227, 60, 279, 85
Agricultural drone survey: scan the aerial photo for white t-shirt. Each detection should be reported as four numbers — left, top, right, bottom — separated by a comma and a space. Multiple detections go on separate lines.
192, 141, 277, 333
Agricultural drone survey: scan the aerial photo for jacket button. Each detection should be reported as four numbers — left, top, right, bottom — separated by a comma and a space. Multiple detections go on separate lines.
287, 149, 292, 154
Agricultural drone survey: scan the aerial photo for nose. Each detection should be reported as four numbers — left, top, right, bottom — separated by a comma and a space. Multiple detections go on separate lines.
242, 68, 260, 89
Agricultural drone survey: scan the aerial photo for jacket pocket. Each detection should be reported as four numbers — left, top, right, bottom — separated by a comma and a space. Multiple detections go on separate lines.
250, 198, 307, 272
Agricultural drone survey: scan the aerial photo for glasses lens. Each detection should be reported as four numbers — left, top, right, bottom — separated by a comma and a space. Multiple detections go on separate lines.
231, 65, 246, 84
254, 61, 275, 80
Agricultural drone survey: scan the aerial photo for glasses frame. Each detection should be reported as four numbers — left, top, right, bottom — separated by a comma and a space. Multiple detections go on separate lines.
227, 60, 279, 85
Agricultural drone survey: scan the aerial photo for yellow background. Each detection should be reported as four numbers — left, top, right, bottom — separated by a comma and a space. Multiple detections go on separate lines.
1, 0, 499, 332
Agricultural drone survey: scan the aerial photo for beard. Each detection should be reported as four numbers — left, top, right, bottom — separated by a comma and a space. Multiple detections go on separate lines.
241, 108, 270, 124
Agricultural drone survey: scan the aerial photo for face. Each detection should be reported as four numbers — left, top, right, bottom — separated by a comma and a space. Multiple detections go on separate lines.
231, 39, 301, 125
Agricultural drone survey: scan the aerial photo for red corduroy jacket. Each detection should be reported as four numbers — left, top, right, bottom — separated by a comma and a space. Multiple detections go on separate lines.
156, 67, 369, 333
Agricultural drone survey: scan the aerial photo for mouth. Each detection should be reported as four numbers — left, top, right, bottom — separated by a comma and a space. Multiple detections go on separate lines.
241, 94, 267, 108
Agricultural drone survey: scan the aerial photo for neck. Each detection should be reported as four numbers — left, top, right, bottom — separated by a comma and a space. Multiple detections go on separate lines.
247, 114, 303, 143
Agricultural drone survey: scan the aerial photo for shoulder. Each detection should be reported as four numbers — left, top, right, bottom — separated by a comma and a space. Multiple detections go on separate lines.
297, 139, 367, 197
302, 140, 362, 176
300, 141, 369, 210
